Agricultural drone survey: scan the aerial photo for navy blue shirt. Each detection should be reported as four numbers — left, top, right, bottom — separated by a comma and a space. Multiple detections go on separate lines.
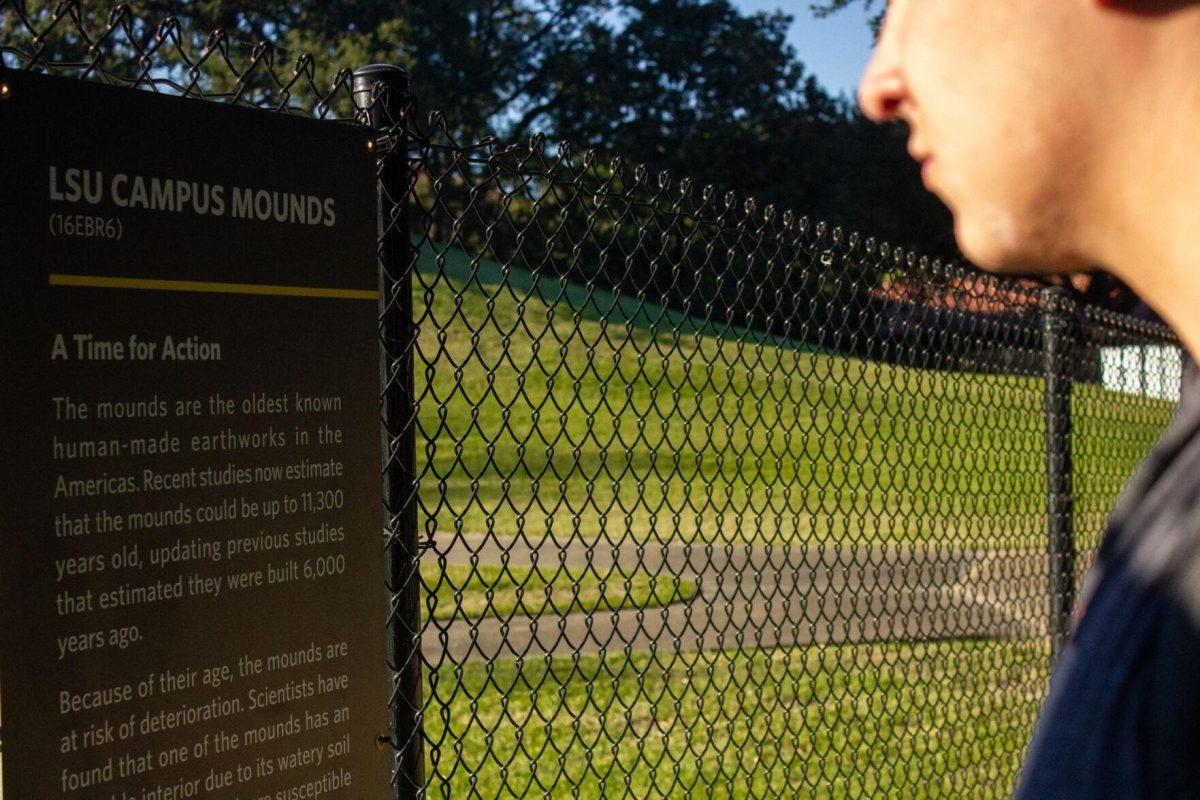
1016, 364, 1200, 799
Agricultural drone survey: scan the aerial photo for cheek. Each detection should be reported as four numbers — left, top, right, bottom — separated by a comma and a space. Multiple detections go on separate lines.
944, 126, 1049, 217
934, 106, 1086, 270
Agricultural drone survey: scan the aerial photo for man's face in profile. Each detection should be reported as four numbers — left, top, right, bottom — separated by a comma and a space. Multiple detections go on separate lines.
858, 0, 1100, 274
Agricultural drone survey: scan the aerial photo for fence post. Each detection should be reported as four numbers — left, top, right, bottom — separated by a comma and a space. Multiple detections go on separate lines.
1041, 286, 1076, 658
352, 64, 424, 799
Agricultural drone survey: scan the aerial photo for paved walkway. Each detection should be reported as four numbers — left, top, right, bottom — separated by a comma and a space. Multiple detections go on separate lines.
422, 534, 1051, 662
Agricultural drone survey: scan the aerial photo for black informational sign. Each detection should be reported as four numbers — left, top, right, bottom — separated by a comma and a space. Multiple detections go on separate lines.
0, 70, 387, 799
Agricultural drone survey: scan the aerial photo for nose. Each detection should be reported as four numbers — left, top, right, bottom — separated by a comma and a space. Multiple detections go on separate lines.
857, 14, 906, 123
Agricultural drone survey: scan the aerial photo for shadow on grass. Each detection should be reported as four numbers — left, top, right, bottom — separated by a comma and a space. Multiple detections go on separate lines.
421, 562, 698, 622
417, 245, 833, 354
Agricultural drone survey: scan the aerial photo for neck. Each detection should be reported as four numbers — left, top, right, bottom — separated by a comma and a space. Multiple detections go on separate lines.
1088, 31, 1200, 356
1103, 197, 1200, 357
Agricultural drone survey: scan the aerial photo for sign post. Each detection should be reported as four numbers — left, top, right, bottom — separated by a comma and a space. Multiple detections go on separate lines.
0, 70, 388, 799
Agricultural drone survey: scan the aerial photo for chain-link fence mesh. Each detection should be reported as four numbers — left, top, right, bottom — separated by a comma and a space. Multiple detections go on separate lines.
2, 5, 1184, 798
402, 128, 1181, 799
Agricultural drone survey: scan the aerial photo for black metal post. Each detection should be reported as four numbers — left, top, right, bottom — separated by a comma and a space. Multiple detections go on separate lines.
353, 63, 424, 799
1041, 286, 1076, 658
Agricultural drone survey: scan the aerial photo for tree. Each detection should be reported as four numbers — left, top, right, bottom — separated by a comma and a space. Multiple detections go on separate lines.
530, 0, 955, 258
162, 0, 624, 141
534, 2, 803, 167
810, 0, 885, 31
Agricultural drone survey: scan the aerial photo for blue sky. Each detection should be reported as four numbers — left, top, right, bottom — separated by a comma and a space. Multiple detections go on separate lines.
732, 1, 876, 99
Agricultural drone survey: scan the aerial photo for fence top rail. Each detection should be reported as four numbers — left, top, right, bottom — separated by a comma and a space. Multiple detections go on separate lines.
1079, 299, 1179, 345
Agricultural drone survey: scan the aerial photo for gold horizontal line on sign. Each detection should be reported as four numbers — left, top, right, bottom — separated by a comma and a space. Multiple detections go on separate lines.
49, 273, 378, 301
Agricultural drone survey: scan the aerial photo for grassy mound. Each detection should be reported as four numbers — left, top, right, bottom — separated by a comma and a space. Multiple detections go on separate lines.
415, 246, 1173, 547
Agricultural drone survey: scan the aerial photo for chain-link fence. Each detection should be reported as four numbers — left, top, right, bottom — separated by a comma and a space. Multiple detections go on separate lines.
2, 5, 1185, 798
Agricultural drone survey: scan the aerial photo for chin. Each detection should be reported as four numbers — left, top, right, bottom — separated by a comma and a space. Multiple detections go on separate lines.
953, 211, 1072, 276
954, 220, 1026, 274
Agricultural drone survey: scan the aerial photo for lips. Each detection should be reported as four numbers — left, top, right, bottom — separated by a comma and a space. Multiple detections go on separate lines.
907, 142, 935, 188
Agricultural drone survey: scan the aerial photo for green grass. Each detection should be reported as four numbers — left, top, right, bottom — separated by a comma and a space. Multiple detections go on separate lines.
423, 639, 1050, 799
413, 246, 1175, 547
421, 563, 697, 621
